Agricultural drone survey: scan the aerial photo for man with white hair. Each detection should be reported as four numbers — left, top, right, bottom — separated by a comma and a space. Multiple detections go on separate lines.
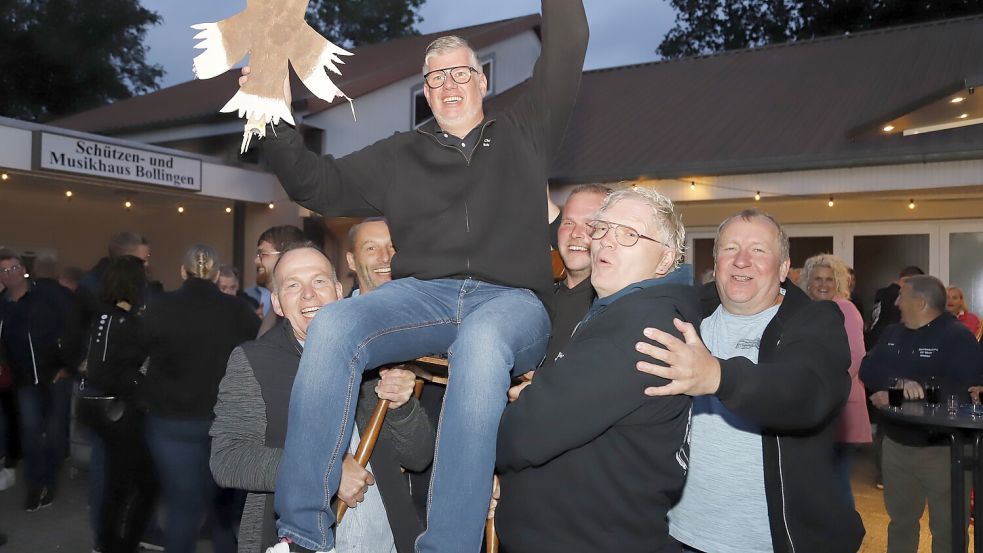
252, 1, 590, 551
496, 188, 698, 553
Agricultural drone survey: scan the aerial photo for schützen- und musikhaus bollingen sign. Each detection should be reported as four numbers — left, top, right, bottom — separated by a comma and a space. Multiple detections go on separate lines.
38, 133, 202, 191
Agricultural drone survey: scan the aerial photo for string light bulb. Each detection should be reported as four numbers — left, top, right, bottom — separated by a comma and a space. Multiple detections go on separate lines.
124, 200, 132, 210
225, 206, 232, 214
908, 199, 916, 210
754, 191, 761, 201
0, 173, 8, 181
177, 205, 185, 214
827, 196, 835, 208
65, 190, 73, 199
268, 202, 275, 210
690, 181, 696, 191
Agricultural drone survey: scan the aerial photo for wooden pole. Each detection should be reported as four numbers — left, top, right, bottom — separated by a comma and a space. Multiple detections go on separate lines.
335, 397, 390, 523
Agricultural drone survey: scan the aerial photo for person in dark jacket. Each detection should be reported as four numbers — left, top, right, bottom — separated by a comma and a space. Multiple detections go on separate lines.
861, 275, 980, 553
142, 245, 260, 553
0, 249, 81, 511
496, 189, 695, 553
636, 209, 864, 553
867, 265, 924, 350
78, 255, 158, 553
248, 2, 588, 551
211, 244, 434, 553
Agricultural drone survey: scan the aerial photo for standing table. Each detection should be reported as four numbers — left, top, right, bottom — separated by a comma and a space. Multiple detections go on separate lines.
878, 401, 982, 553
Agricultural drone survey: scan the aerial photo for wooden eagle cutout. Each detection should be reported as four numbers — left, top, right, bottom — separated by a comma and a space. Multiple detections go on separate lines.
191, 0, 355, 153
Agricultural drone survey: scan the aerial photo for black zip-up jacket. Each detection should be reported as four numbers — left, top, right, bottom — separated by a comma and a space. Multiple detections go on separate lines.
262, 0, 589, 307
706, 282, 865, 553
860, 314, 981, 447
496, 277, 698, 553
0, 279, 82, 386
84, 304, 148, 401
142, 278, 260, 419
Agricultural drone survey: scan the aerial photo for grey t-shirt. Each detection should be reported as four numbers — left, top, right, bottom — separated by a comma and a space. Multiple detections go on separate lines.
668, 301, 781, 553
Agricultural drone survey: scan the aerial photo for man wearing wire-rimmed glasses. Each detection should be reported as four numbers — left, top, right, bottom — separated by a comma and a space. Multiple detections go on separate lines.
496, 188, 697, 553
253, 1, 590, 551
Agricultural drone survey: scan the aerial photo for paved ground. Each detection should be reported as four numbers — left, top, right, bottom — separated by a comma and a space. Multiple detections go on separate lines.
0, 442, 973, 552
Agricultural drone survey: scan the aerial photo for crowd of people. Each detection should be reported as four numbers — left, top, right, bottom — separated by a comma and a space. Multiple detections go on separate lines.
2, 0, 983, 552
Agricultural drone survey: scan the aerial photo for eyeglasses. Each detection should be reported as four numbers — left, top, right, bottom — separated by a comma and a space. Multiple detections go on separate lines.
423, 66, 479, 89
587, 220, 664, 248
255, 251, 282, 260
0, 264, 21, 274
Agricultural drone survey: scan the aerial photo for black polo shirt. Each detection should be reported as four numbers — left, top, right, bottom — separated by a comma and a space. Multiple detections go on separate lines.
544, 277, 595, 365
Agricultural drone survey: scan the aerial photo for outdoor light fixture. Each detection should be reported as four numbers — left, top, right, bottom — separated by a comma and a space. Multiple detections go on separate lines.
690, 181, 696, 191
958, 113, 969, 119
124, 200, 132, 210
178, 205, 185, 214
65, 190, 73, 199
754, 191, 761, 201
827, 197, 835, 208
951, 97, 965, 104
225, 206, 233, 214
882, 125, 895, 132
908, 199, 916, 210
0, 173, 8, 181
268, 202, 275, 210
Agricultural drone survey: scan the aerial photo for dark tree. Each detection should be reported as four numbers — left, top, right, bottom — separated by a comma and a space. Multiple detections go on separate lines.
659, 0, 983, 59
0, 0, 163, 121
306, 0, 425, 48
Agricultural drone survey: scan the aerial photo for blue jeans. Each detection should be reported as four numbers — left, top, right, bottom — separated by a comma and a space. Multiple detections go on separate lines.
146, 415, 237, 553
16, 379, 73, 489
275, 278, 549, 553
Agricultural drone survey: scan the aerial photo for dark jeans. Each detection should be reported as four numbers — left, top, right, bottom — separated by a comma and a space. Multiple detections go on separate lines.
87, 405, 158, 553
16, 380, 72, 489
833, 443, 859, 509
145, 414, 238, 553
0, 388, 21, 465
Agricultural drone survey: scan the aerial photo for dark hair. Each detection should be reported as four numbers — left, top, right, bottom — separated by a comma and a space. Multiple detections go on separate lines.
101, 255, 146, 306
257, 225, 305, 252
347, 217, 389, 250
899, 266, 925, 279
60, 266, 84, 285
108, 231, 148, 258
905, 275, 946, 312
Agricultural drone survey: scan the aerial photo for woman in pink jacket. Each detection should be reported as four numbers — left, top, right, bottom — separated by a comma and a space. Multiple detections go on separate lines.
800, 254, 872, 507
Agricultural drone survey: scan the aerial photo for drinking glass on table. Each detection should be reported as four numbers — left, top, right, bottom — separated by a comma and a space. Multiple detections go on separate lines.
947, 394, 960, 417
888, 378, 904, 410
924, 376, 941, 407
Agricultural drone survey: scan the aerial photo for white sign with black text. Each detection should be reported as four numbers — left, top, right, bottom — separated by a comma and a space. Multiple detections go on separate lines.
38, 133, 202, 191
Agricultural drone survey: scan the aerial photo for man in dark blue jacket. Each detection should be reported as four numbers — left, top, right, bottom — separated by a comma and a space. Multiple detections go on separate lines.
497, 188, 695, 553
0, 249, 79, 511
861, 275, 980, 553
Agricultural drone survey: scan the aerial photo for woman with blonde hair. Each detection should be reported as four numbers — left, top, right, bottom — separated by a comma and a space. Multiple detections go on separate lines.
946, 286, 980, 335
800, 254, 872, 506
142, 245, 260, 553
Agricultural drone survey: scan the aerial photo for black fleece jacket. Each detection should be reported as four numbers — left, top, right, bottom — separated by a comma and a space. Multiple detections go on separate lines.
496, 279, 698, 553
706, 283, 865, 553
142, 278, 260, 419
262, 0, 589, 307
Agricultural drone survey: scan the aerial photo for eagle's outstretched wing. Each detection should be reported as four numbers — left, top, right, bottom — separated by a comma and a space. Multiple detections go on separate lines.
191, 1, 354, 153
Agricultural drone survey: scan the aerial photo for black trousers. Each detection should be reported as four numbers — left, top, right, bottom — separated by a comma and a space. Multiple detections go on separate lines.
86, 405, 158, 553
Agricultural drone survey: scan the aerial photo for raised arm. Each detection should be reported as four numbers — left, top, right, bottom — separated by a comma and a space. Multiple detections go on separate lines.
210, 348, 281, 492
507, 0, 589, 162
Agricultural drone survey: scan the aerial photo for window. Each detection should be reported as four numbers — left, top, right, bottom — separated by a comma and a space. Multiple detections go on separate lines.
412, 56, 495, 129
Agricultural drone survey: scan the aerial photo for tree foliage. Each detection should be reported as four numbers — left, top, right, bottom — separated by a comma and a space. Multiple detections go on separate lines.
306, 0, 425, 48
0, 0, 163, 122
659, 0, 983, 59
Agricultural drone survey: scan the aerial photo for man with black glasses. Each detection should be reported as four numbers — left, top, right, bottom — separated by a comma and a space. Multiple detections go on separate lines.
245, 1, 590, 551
